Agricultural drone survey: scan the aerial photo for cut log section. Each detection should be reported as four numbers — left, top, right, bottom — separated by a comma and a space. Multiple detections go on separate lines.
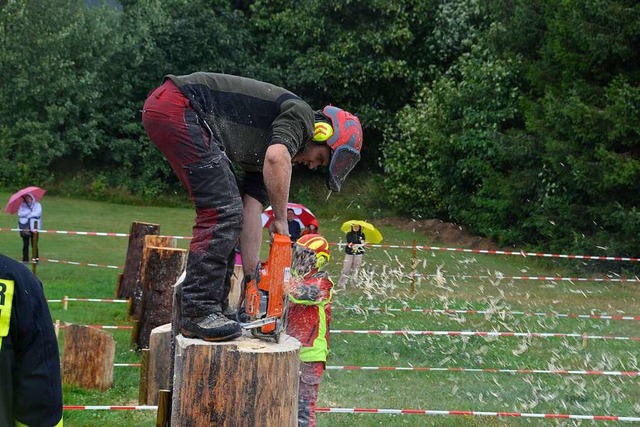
62, 324, 115, 391
117, 222, 160, 299
172, 333, 301, 427
141, 323, 172, 405
133, 244, 186, 349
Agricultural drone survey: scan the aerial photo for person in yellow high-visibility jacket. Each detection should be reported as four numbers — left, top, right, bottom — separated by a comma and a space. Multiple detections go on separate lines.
287, 234, 333, 427
0, 254, 63, 427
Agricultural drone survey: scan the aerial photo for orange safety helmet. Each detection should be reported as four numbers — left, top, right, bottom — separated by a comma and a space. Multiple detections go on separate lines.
293, 233, 331, 273
316, 106, 363, 192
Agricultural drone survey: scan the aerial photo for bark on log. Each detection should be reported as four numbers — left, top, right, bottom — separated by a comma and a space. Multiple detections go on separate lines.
143, 323, 173, 405
134, 245, 186, 349
118, 222, 160, 299
131, 234, 178, 319
171, 334, 301, 427
62, 324, 116, 391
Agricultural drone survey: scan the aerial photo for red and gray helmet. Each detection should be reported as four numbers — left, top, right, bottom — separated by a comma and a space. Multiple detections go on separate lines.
321, 106, 363, 192
293, 233, 331, 272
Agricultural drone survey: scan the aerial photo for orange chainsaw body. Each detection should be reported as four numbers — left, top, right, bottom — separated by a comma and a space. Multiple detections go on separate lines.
244, 234, 292, 337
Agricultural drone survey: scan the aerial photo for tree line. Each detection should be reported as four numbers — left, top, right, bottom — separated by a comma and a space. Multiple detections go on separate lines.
1, 0, 639, 262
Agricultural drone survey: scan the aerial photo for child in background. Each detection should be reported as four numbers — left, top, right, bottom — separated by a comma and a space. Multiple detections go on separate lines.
286, 234, 333, 427
301, 218, 320, 236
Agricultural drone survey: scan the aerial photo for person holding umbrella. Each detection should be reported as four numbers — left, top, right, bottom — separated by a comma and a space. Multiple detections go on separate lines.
337, 223, 366, 289
17, 194, 42, 264
142, 72, 363, 341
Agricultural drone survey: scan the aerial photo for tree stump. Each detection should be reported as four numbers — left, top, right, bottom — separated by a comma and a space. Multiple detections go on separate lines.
62, 324, 116, 391
117, 221, 160, 299
134, 245, 186, 349
141, 323, 172, 405
172, 334, 301, 427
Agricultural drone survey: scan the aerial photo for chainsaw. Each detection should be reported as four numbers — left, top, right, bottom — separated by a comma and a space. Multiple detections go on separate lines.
240, 233, 292, 342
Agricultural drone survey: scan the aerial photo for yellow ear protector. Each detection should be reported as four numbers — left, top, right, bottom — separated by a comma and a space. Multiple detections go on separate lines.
313, 122, 334, 143
315, 253, 329, 269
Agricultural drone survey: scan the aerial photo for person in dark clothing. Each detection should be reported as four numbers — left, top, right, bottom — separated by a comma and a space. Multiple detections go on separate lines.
142, 72, 363, 341
287, 208, 302, 244
0, 253, 63, 427
337, 224, 366, 289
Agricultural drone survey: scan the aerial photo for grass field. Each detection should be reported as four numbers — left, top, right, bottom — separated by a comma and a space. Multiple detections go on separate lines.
1, 191, 638, 426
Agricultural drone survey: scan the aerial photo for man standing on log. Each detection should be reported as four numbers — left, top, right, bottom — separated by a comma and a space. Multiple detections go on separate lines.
0, 254, 63, 427
142, 72, 363, 341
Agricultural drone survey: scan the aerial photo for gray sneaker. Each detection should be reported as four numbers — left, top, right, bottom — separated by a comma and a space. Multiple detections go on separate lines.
181, 312, 242, 342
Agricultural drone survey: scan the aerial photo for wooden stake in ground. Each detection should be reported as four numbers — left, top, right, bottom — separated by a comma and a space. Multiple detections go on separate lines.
62, 324, 116, 391
172, 334, 301, 427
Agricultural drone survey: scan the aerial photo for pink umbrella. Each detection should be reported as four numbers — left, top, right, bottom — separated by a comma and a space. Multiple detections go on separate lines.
261, 202, 317, 228
3, 186, 47, 215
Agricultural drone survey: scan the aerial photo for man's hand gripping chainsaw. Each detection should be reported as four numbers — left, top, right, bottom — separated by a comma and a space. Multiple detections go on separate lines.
239, 233, 292, 342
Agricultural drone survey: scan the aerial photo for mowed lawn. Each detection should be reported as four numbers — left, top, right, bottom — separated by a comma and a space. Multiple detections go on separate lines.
0, 192, 638, 426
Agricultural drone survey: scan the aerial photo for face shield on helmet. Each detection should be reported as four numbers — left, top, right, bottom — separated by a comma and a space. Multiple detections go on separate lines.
292, 234, 331, 277
319, 106, 363, 192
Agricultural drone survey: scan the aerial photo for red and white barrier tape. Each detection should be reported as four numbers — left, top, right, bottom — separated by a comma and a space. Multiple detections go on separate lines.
335, 306, 640, 321
412, 273, 640, 283
59, 297, 129, 303
315, 407, 640, 421
331, 241, 640, 262
0, 227, 130, 237
57, 323, 132, 330
64, 405, 157, 411
60, 405, 640, 421
331, 329, 640, 341
39, 257, 122, 269
327, 365, 640, 377
110, 362, 639, 377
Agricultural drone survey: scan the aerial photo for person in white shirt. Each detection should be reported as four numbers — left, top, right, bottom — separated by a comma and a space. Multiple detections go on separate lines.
17, 194, 42, 263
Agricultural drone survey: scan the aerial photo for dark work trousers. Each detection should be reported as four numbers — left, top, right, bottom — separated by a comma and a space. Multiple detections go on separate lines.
21, 233, 30, 262
21, 232, 37, 263
142, 79, 243, 318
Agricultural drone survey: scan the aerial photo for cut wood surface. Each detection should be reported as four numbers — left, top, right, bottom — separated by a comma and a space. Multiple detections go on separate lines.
172, 333, 301, 427
228, 264, 244, 309
62, 324, 116, 391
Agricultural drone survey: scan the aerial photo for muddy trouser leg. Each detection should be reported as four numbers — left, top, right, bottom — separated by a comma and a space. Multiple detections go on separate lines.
142, 80, 243, 320
298, 362, 324, 427
337, 254, 354, 288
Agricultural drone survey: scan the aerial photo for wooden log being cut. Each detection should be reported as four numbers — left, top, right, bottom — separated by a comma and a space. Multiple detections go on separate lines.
116, 221, 160, 299
141, 323, 172, 405
134, 245, 186, 349
62, 324, 116, 391
172, 334, 301, 427
228, 264, 244, 309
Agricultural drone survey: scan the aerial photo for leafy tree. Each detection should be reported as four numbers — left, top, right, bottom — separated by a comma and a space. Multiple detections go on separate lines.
249, 0, 441, 166
0, 0, 119, 187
